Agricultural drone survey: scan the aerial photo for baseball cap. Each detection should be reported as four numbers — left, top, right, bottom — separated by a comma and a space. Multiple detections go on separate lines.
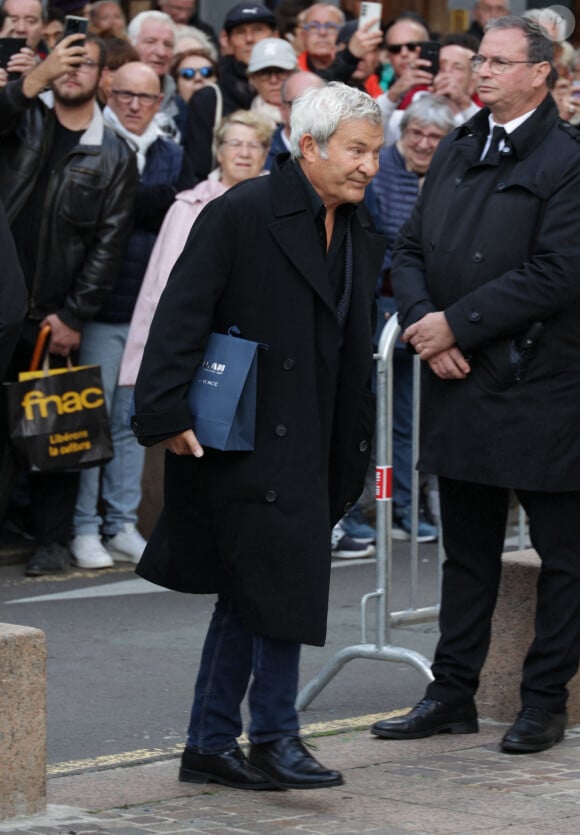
224, 3, 277, 33
247, 38, 297, 73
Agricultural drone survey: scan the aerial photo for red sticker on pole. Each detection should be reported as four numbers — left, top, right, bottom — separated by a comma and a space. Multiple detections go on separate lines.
376, 466, 392, 501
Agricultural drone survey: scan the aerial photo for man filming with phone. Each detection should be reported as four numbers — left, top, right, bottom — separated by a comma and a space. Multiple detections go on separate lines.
0, 0, 45, 78
0, 31, 137, 576
383, 34, 481, 145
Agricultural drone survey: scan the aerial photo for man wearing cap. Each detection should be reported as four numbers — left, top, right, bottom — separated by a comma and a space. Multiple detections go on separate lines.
132, 82, 386, 791
179, 2, 277, 186
247, 37, 297, 128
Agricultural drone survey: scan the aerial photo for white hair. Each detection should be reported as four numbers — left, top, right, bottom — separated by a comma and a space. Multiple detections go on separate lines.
401, 95, 456, 136
290, 82, 382, 158
127, 11, 178, 45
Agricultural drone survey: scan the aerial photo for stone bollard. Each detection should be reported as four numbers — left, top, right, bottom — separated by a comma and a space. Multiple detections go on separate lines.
0, 623, 46, 820
477, 549, 580, 724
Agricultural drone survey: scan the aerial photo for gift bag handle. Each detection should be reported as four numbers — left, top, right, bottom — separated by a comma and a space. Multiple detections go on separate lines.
29, 325, 74, 376
29, 325, 52, 372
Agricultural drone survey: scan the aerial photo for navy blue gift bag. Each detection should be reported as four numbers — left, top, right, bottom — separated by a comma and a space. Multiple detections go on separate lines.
129, 328, 266, 450
188, 328, 266, 451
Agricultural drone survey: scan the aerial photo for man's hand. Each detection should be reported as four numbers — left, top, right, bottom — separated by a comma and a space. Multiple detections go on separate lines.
162, 429, 204, 458
387, 58, 434, 103
22, 34, 87, 99
402, 311, 456, 358
40, 313, 81, 356
431, 72, 472, 112
427, 347, 470, 380
348, 19, 384, 59
6, 46, 38, 77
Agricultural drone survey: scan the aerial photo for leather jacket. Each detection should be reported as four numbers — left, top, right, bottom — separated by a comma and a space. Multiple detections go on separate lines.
0, 80, 138, 332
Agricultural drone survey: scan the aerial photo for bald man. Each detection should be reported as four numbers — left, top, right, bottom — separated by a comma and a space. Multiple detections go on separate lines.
264, 70, 326, 169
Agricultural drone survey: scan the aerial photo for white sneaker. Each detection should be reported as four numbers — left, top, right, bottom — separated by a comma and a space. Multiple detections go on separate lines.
104, 523, 147, 564
70, 534, 114, 569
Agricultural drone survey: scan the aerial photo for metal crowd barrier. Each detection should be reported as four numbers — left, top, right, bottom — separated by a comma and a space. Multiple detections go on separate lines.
296, 314, 439, 711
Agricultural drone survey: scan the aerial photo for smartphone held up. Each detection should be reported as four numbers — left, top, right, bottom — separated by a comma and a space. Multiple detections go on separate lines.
358, 2, 382, 32
418, 41, 441, 76
0, 37, 26, 80
63, 15, 89, 45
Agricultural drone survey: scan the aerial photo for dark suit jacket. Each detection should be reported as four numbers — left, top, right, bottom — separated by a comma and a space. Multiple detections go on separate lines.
133, 154, 387, 645
392, 96, 580, 491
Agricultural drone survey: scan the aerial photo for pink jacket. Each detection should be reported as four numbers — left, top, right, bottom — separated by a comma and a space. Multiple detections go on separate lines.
119, 176, 228, 386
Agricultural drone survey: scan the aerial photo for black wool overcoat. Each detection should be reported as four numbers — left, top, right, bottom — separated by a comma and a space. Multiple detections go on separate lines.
392, 96, 580, 491
132, 155, 387, 646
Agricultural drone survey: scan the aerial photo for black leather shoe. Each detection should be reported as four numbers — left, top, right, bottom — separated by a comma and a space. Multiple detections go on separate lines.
371, 697, 479, 739
26, 543, 70, 576
248, 736, 343, 789
179, 743, 280, 790
501, 706, 567, 754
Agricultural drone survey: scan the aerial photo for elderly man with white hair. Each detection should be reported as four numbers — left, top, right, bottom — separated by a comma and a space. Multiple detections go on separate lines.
128, 10, 180, 140
131, 83, 386, 791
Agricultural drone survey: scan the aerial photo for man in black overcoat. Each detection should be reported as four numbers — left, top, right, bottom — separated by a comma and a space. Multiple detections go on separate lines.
372, 17, 580, 754
132, 83, 386, 790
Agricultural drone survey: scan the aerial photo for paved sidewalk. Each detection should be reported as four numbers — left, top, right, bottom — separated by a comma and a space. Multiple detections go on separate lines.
2, 714, 580, 834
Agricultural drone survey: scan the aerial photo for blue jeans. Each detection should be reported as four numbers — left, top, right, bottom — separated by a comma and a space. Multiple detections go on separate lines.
73, 322, 145, 536
187, 595, 301, 753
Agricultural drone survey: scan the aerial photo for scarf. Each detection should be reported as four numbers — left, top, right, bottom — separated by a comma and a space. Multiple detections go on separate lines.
250, 95, 283, 129
103, 106, 162, 173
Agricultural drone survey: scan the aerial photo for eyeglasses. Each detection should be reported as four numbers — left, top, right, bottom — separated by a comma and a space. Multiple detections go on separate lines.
178, 66, 214, 80
72, 58, 99, 72
405, 126, 445, 146
221, 138, 265, 152
111, 89, 161, 106
470, 55, 539, 74
386, 42, 421, 55
302, 21, 340, 33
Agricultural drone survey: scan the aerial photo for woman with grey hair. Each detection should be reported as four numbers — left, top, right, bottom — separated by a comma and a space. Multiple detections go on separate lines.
364, 94, 455, 543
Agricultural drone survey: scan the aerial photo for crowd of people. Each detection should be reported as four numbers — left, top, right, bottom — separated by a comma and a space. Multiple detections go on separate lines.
2, 0, 580, 789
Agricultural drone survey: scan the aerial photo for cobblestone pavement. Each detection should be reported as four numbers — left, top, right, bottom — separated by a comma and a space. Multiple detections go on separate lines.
2, 720, 580, 834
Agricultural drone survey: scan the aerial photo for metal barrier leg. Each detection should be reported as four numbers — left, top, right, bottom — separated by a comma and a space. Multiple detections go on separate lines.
296, 644, 433, 711
296, 315, 438, 713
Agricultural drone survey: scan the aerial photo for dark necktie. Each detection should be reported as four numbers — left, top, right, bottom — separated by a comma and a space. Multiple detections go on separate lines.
485, 125, 507, 164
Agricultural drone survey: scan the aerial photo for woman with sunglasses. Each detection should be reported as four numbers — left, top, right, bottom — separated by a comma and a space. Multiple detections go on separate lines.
172, 48, 217, 135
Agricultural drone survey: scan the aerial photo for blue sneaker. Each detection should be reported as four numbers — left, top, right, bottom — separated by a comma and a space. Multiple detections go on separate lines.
392, 506, 437, 543
331, 523, 375, 559
340, 506, 376, 543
